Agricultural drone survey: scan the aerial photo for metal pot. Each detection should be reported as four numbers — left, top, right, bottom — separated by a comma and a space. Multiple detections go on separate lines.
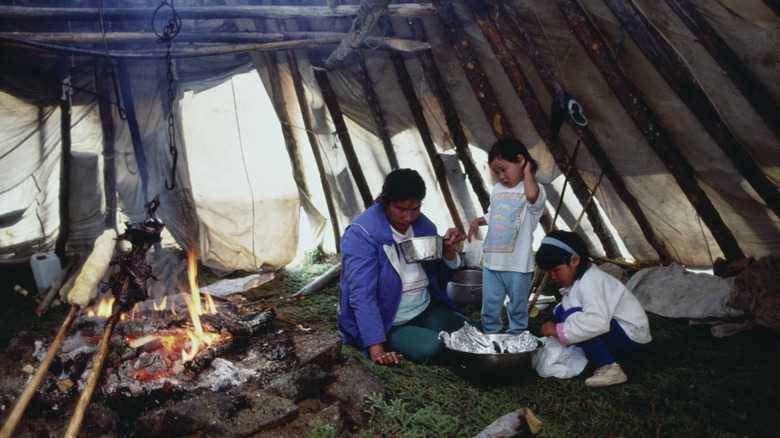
399, 236, 442, 263
444, 334, 544, 384
446, 269, 482, 307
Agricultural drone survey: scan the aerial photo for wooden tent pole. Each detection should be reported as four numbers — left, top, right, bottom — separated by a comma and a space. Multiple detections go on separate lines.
434, 0, 513, 139
323, 0, 390, 69
560, 0, 745, 261
255, 50, 311, 198
664, 0, 780, 142
466, 0, 620, 259
355, 51, 399, 170
0, 4, 439, 22
497, 0, 673, 264
389, 49, 465, 233
600, 0, 780, 223
407, 18, 491, 213
54, 70, 72, 263
288, 50, 342, 252
312, 64, 375, 208
95, 59, 117, 229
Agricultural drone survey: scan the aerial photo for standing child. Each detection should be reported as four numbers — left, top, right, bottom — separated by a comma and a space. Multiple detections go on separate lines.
467, 138, 546, 334
537, 230, 652, 387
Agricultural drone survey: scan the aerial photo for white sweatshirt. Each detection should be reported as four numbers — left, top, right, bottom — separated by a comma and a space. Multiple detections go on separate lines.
556, 265, 652, 346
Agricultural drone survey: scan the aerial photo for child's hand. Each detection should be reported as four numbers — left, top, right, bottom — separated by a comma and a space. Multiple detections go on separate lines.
541, 321, 558, 338
467, 217, 486, 242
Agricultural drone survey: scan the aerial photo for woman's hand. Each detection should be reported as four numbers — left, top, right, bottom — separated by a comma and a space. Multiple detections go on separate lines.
541, 321, 558, 338
368, 344, 403, 365
442, 227, 466, 261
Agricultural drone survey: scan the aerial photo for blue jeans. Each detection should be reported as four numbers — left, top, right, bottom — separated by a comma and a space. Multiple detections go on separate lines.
385, 301, 480, 365
555, 305, 645, 367
481, 268, 532, 334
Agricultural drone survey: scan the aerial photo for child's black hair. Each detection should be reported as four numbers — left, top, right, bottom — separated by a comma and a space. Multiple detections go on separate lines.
376, 168, 427, 205
535, 230, 589, 279
488, 138, 538, 174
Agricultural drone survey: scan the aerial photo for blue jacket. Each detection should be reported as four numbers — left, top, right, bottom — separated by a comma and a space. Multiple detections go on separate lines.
337, 203, 463, 354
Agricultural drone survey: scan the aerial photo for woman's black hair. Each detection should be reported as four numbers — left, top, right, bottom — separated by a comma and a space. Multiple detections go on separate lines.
488, 137, 538, 174
376, 168, 426, 205
535, 230, 589, 279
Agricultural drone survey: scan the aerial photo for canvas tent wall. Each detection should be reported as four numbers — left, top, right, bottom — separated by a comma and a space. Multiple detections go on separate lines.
1, 0, 779, 274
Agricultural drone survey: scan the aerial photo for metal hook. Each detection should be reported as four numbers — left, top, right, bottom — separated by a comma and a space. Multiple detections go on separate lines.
165, 147, 177, 190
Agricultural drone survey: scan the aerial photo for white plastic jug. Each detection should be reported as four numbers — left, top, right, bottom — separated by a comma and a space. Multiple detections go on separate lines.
30, 252, 62, 292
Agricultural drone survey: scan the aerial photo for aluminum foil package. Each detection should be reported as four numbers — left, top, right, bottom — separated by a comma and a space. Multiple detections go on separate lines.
439, 322, 540, 354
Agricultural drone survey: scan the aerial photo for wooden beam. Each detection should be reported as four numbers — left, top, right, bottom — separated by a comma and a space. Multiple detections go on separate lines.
313, 64, 375, 208
288, 50, 342, 253
664, 0, 780, 142
0, 30, 430, 48
355, 51, 399, 169
467, 0, 620, 259
94, 60, 117, 229
55, 70, 72, 263
498, 0, 674, 264
389, 50, 465, 233
0, 34, 427, 59
434, 0, 513, 139
0, 4, 439, 22
602, 0, 780, 223
558, 0, 745, 262
324, 0, 390, 69
407, 18, 491, 214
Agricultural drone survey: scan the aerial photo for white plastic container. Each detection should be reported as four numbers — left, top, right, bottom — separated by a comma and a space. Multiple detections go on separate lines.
30, 252, 62, 292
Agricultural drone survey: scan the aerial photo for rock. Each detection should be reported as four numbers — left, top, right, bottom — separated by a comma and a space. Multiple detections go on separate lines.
293, 330, 342, 370
324, 356, 385, 429
266, 363, 335, 402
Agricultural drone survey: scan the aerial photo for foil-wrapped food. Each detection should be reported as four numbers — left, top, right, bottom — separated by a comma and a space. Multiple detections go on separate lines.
439, 323, 540, 354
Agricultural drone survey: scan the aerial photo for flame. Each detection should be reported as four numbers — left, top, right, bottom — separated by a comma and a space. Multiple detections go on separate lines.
86, 249, 225, 365
179, 250, 221, 362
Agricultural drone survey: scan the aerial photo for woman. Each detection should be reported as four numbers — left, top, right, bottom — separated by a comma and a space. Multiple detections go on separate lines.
337, 168, 478, 365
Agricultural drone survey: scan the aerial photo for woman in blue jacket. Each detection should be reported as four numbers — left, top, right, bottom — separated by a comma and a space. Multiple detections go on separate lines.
337, 168, 479, 365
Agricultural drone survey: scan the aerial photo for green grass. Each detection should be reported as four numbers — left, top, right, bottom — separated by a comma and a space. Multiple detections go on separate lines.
3, 254, 779, 438
268, 258, 780, 438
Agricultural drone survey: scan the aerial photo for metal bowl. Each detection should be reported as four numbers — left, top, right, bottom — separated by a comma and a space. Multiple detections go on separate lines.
399, 236, 442, 263
446, 269, 483, 307
444, 334, 544, 384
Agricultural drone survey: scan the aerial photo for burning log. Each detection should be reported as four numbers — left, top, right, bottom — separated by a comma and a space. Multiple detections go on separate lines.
65, 195, 165, 438
186, 308, 276, 374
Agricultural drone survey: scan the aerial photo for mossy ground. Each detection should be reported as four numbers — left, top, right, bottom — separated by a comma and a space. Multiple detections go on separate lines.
3, 255, 779, 437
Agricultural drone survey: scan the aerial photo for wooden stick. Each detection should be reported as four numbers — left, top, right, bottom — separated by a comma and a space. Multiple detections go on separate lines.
0, 305, 80, 438
35, 254, 82, 316
528, 173, 603, 311
64, 311, 121, 438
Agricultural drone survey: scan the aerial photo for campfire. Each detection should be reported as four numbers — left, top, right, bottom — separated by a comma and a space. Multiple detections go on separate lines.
0, 198, 384, 437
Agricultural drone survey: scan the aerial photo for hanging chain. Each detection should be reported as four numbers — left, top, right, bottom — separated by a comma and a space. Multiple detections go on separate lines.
153, 0, 181, 190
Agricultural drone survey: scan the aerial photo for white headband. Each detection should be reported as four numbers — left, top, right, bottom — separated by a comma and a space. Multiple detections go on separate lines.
541, 236, 578, 256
